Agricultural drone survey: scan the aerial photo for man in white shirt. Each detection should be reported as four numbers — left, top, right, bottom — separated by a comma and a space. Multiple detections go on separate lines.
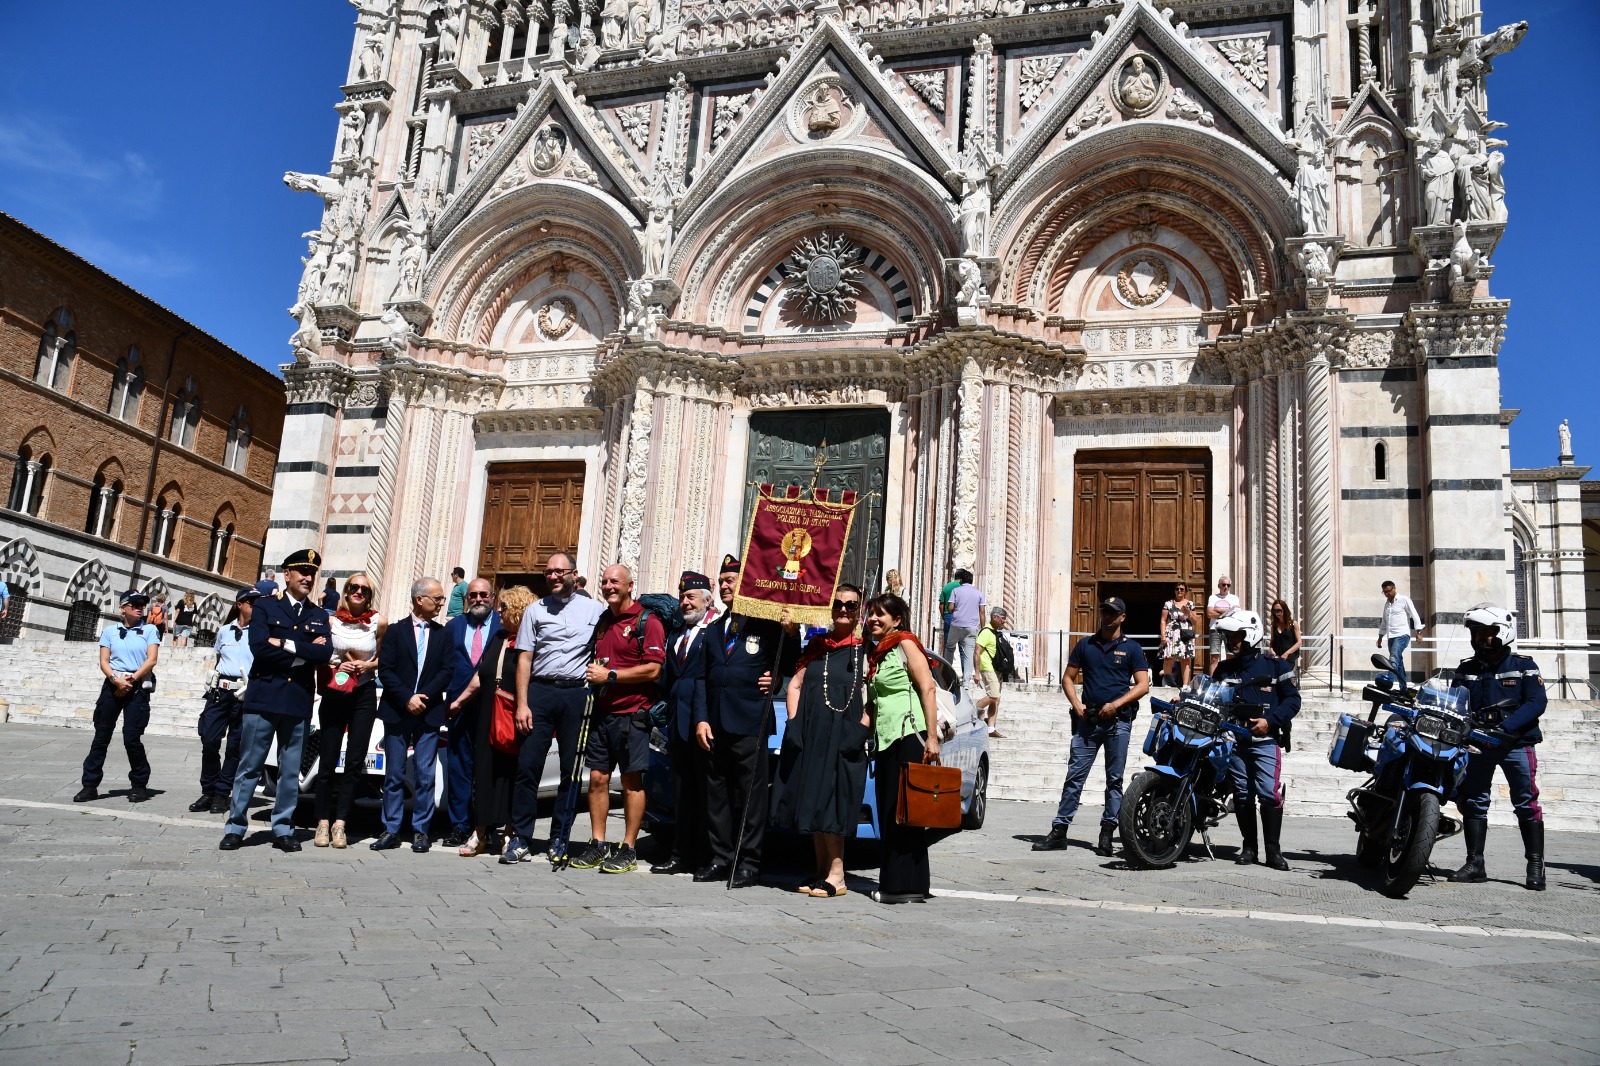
1206, 577, 1240, 667
1376, 580, 1425, 688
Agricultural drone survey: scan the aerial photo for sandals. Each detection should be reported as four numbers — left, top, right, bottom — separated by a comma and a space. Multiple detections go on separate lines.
796, 876, 824, 894
807, 881, 848, 898
459, 831, 486, 857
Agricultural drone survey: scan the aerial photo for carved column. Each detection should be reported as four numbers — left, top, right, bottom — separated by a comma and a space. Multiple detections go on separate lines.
1245, 376, 1265, 605
1261, 366, 1280, 606
616, 382, 655, 574
1301, 348, 1336, 645
1276, 366, 1302, 621
949, 358, 983, 572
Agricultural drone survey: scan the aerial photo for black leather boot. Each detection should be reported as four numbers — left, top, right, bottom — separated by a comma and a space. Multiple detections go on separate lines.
1519, 820, 1546, 891
1032, 825, 1069, 852
1449, 817, 1489, 883
1260, 805, 1290, 871
1095, 824, 1115, 857
1234, 805, 1257, 865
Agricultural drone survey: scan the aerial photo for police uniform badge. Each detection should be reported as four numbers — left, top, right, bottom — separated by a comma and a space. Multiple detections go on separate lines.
744, 634, 762, 656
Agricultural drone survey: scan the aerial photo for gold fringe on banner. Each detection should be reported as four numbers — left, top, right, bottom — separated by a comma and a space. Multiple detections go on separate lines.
731, 483, 860, 627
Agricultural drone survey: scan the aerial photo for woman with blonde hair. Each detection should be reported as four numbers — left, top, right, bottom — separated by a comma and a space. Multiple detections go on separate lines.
313, 573, 387, 849
174, 591, 198, 648
453, 585, 535, 858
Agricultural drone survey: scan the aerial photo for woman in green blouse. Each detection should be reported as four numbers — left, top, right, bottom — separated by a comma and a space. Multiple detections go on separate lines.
863, 592, 942, 904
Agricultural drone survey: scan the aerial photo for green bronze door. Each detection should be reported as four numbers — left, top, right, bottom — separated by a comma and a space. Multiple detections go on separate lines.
742, 409, 890, 596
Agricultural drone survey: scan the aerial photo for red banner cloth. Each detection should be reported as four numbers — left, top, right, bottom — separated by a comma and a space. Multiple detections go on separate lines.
733, 484, 859, 626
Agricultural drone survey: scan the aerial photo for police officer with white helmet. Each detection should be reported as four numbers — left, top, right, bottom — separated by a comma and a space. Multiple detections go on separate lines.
1211, 608, 1300, 870
1449, 603, 1549, 891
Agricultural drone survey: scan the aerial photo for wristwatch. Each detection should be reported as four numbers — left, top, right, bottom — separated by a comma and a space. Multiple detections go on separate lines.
607, 669, 618, 684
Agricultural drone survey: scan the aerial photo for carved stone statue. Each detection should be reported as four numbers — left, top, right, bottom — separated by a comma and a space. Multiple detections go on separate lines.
1418, 135, 1455, 227
626, 277, 656, 333
1458, 21, 1528, 78
1293, 130, 1331, 234
641, 187, 675, 277
951, 145, 999, 256
437, 7, 460, 64
355, 30, 387, 81
322, 241, 357, 305
625, 0, 651, 45
1486, 148, 1508, 223
1559, 419, 1573, 457
1453, 134, 1493, 221
575, 28, 600, 69
1120, 56, 1158, 111
601, 0, 626, 48
1446, 218, 1480, 297
294, 239, 331, 314
338, 108, 367, 160
1297, 240, 1334, 285
804, 85, 841, 132
956, 257, 987, 306
389, 222, 426, 302
377, 307, 413, 354
290, 303, 321, 360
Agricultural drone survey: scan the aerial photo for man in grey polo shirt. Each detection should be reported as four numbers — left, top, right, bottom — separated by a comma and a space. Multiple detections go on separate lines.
501, 553, 606, 865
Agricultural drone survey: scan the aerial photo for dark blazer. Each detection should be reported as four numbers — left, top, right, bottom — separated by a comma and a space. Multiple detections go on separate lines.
442, 609, 500, 705
702, 614, 798, 739
662, 620, 712, 744
377, 615, 452, 728
244, 593, 334, 720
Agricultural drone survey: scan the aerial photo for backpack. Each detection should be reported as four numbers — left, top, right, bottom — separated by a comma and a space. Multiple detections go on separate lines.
986, 627, 1018, 683
585, 593, 682, 662
147, 603, 166, 628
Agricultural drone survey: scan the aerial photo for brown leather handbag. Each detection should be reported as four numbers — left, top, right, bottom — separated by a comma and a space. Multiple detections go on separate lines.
896, 754, 963, 829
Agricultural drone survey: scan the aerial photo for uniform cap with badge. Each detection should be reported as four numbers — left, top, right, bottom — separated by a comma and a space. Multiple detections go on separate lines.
679, 570, 711, 593
282, 548, 321, 573
120, 589, 149, 607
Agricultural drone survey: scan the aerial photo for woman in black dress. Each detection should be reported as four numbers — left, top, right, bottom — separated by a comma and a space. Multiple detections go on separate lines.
1269, 599, 1301, 669
772, 585, 871, 898
452, 586, 534, 857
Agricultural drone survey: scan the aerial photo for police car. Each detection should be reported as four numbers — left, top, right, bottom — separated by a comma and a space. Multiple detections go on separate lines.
643, 648, 990, 840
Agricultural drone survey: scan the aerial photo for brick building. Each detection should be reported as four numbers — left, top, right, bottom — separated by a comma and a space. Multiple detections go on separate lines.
0, 213, 283, 642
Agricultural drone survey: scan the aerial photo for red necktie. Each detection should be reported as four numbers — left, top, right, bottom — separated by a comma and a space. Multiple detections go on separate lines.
470, 623, 484, 667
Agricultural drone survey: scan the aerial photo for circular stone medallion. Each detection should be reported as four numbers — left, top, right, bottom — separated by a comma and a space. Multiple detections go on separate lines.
1113, 53, 1167, 118
807, 255, 841, 294
1115, 255, 1172, 308
538, 296, 578, 339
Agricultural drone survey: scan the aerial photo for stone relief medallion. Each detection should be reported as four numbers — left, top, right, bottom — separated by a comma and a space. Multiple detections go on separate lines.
781, 232, 863, 321
1115, 254, 1171, 308
787, 77, 865, 142
537, 296, 578, 340
1113, 53, 1167, 117
528, 125, 569, 176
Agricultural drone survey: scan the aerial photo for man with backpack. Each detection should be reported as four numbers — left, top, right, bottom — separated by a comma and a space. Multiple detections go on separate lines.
975, 606, 1013, 738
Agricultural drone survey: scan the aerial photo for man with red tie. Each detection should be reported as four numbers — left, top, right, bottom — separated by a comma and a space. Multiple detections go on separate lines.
650, 571, 717, 875
441, 578, 499, 847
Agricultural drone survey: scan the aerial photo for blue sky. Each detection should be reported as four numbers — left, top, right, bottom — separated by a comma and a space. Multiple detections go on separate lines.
0, 1, 1591, 468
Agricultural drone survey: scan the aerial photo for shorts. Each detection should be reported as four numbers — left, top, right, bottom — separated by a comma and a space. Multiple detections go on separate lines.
979, 668, 1001, 699
174, 626, 195, 640
584, 711, 650, 774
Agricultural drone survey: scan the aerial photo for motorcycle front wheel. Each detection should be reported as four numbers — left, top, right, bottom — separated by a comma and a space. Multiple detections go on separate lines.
1119, 771, 1194, 869
1381, 790, 1440, 898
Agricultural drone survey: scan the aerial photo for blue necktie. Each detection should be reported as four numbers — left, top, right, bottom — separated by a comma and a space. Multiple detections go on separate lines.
415, 621, 427, 687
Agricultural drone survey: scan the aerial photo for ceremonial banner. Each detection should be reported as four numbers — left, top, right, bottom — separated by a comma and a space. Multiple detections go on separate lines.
733, 484, 860, 625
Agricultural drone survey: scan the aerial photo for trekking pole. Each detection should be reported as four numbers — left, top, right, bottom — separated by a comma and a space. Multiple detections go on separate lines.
551, 673, 600, 871
729, 628, 785, 889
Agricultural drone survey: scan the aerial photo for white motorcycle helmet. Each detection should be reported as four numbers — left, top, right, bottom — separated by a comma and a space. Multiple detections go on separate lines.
1215, 608, 1265, 650
1463, 602, 1516, 649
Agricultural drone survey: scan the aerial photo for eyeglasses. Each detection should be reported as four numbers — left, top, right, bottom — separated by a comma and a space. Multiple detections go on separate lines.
833, 599, 860, 612
467, 591, 493, 600
419, 594, 445, 602
1218, 583, 1231, 589
543, 567, 574, 576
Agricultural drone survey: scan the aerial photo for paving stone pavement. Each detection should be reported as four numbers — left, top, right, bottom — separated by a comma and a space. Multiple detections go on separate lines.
2, 722, 1598, 1066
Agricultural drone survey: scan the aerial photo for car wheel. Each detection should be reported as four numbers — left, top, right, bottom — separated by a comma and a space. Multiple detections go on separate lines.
962, 758, 988, 830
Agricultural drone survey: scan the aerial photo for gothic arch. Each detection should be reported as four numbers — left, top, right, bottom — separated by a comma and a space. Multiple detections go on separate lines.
1338, 118, 1403, 249
139, 574, 170, 600
64, 559, 114, 612
196, 592, 226, 633
0, 538, 42, 598
94, 456, 128, 483
16, 425, 57, 457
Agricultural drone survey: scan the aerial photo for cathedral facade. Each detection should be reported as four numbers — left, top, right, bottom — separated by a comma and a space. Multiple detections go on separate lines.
266, 0, 1532, 664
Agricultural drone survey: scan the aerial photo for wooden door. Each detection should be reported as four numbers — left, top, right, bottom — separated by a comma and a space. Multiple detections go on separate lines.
1071, 450, 1210, 639
477, 461, 584, 590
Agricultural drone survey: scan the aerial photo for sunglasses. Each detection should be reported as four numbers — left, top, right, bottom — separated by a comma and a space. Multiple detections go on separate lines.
347, 584, 370, 594
833, 599, 861, 612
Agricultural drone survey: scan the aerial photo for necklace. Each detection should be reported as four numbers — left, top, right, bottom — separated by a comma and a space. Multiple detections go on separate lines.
820, 640, 861, 714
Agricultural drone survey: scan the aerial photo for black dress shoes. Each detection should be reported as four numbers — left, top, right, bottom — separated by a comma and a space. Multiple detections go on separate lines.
370, 832, 403, 851
412, 832, 431, 853
650, 858, 693, 875
273, 835, 302, 853
441, 830, 469, 848
210, 794, 230, 814
72, 787, 98, 803
218, 833, 244, 851
127, 786, 155, 804
1032, 826, 1069, 852
1095, 825, 1115, 857
188, 795, 213, 813
868, 890, 927, 905
729, 865, 761, 889
693, 862, 730, 883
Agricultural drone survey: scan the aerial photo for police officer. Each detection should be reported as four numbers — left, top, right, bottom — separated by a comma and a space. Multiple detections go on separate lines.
1212, 608, 1300, 870
74, 590, 161, 803
1034, 597, 1151, 856
1448, 603, 1549, 891
219, 549, 333, 853
189, 587, 261, 814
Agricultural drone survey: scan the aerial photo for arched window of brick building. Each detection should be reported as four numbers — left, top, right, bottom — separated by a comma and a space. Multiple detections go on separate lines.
169, 378, 201, 449
208, 511, 235, 574
224, 406, 251, 473
150, 493, 182, 557
110, 345, 144, 422
34, 309, 75, 392
86, 468, 123, 539
7, 445, 50, 517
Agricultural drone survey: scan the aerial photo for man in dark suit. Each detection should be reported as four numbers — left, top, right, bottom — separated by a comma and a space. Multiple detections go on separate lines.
697, 554, 798, 887
372, 576, 452, 853
220, 550, 334, 853
650, 571, 716, 876
440, 577, 499, 847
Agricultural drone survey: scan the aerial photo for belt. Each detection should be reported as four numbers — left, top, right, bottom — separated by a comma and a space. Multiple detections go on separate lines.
215, 676, 243, 691
531, 676, 586, 689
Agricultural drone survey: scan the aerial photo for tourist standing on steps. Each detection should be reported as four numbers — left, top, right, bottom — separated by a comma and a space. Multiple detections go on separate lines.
649, 572, 717, 876
1268, 600, 1301, 669
1034, 597, 1150, 858
938, 570, 960, 665
312, 573, 386, 850
1449, 603, 1550, 891
75, 589, 161, 804
174, 591, 198, 648
320, 577, 341, 612
445, 567, 469, 620
945, 569, 987, 688
219, 550, 333, 853
1376, 580, 1424, 688
189, 586, 261, 815
1160, 583, 1199, 688
568, 564, 665, 876
500, 553, 606, 866
975, 606, 1009, 738
1204, 577, 1239, 672
1212, 608, 1299, 871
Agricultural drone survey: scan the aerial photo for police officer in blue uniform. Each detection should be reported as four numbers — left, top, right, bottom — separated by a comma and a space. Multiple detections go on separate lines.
220, 549, 333, 853
1034, 596, 1151, 856
189, 587, 261, 814
74, 590, 162, 803
1212, 608, 1300, 870
1448, 603, 1549, 891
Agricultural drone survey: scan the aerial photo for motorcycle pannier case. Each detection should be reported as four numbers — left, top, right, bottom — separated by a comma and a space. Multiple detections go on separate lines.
1328, 713, 1376, 772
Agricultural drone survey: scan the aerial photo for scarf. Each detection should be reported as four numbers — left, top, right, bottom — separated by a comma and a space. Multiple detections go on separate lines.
335, 607, 376, 626
867, 629, 925, 680
796, 630, 862, 671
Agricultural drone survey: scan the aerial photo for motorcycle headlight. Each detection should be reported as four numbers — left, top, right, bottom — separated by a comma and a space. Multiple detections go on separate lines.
1414, 711, 1467, 747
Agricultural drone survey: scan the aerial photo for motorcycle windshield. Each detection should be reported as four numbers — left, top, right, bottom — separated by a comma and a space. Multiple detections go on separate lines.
1414, 678, 1469, 718
1182, 674, 1236, 714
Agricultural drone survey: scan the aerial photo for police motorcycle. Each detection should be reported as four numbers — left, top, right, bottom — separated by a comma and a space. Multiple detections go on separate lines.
1120, 675, 1253, 869
1328, 654, 1509, 897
